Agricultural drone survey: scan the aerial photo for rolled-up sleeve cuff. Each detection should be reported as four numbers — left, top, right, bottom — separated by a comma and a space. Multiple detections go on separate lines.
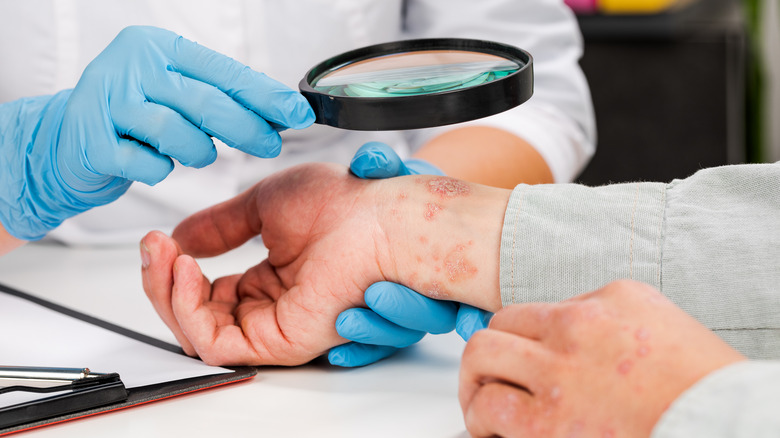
499, 181, 667, 306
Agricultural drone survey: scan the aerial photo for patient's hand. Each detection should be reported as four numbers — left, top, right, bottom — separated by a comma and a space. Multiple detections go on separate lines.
140, 163, 507, 365
140, 164, 390, 365
459, 280, 746, 437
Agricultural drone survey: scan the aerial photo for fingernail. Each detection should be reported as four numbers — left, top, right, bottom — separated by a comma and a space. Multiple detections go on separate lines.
172, 259, 180, 282
140, 240, 151, 269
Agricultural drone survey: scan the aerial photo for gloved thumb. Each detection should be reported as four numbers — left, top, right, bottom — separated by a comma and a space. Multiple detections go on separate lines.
349, 141, 406, 179
350, 141, 444, 178
455, 305, 493, 341
403, 158, 445, 176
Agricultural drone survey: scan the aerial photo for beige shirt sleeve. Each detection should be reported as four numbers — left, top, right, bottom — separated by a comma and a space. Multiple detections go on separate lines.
651, 361, 780, 437
499, 162, 780, 359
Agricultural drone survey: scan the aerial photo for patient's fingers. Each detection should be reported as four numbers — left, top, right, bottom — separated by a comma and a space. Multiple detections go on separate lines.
140, 231, 194, 354
459, 329, 551, 411
172, 187, 261, 257
170, 255, 262, 365
464, 382, 535, 438
488, 302, 559, 340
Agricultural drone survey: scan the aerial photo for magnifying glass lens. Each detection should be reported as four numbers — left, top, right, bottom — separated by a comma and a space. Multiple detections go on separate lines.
312, 51, 520, 98
299, 38, 533, 130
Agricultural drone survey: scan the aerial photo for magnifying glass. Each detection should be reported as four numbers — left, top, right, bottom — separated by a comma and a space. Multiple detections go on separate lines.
299, 38, 533, 131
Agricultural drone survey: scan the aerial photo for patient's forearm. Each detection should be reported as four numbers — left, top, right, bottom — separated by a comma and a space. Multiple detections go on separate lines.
415, 126, 554, 188
374, 175, 511, 312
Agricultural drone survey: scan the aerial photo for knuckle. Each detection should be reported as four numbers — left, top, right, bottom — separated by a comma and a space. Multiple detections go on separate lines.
116, 25, 157, 43
599, 279, 657, 302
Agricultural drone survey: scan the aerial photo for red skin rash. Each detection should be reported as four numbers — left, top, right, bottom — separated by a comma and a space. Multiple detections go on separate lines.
617, 359, 634, 375
401, 178, 476, 300
443, 243, 477, 282
421, 281, 445, 299
408, 243, 477, 300
635, 327, 651, 341
424, 203, 442, 221
617, 327, 652, 376
417, 177, 472, 198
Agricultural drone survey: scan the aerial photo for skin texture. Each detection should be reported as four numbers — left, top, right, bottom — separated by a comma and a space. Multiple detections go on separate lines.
459, 280, 747, 438
415, 126, 554, 188
140, 162, 509, 366
0, 224, 24, 256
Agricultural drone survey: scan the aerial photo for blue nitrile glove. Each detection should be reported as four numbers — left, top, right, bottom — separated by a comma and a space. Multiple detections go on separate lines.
349, 141, 444, 178
0, 25, 314, 241
328, 142, 493, 367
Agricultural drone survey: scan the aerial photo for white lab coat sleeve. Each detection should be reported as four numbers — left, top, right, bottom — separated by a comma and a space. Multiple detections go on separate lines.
402, 0, 597, 182
499, 162, 780, 359
650, 361, 780, 438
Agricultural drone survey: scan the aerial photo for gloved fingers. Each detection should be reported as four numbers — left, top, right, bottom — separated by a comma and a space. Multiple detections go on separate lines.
145, 74, 284, 158
349, 142, 445, 179
349, 142, 407, 179
328, 342, 399, 368
112, 100, 217, 168
402, 158, 445, 176
455, 305, 494, 341
364, 281, 458, 334
336, 308, 427, 348
159, 27, 314, 130
88, 137, 174, 186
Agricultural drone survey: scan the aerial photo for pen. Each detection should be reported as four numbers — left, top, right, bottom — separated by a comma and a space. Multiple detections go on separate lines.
0, 366, 99, 391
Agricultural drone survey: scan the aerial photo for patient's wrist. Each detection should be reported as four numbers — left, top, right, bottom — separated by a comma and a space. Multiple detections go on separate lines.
374, 175, 509, 311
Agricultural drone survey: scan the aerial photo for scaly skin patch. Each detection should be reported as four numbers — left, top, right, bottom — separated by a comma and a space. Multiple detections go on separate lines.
422, 281, 445, 299
420, 177, 472, 198
443, 243, 477, 282
424, 202, 442, 221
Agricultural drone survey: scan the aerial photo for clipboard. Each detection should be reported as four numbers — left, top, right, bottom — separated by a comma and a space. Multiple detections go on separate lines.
0, 282, 257, 436
0, 370, 128, 430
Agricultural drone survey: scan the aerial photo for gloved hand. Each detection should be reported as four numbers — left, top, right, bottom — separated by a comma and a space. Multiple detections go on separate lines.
348, 141, 444, 178
328, 142, 493, 367
0, 25, 314, 241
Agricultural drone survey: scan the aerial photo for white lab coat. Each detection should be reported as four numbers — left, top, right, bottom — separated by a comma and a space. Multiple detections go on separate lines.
0, 0, 595, 244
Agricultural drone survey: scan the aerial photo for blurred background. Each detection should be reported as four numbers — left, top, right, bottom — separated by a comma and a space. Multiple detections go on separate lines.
565, 0, 778, 185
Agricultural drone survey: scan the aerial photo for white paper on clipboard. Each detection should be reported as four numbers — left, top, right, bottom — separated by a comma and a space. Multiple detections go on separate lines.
0, 290, 232, 409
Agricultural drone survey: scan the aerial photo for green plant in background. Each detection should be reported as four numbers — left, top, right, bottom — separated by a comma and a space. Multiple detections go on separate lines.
743, 0, 766, 163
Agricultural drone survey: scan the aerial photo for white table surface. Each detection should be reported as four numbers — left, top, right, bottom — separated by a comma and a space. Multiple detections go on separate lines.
0, 241, 469, 437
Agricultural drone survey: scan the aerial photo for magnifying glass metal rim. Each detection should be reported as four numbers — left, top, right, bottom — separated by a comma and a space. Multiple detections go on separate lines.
299, 38, 534, 131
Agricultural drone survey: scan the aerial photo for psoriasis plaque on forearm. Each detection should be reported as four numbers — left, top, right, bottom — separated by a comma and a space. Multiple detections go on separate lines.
421, 177, 472, 198
411, 177, 478, 297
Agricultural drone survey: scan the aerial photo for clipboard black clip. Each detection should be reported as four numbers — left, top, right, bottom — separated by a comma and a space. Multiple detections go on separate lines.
0, 366, 128, 429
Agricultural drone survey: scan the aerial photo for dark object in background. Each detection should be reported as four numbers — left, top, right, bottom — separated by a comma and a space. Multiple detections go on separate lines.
575, 0, 747, 185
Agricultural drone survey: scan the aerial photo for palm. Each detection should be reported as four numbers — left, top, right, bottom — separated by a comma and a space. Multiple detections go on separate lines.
145, 163, 390, 366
